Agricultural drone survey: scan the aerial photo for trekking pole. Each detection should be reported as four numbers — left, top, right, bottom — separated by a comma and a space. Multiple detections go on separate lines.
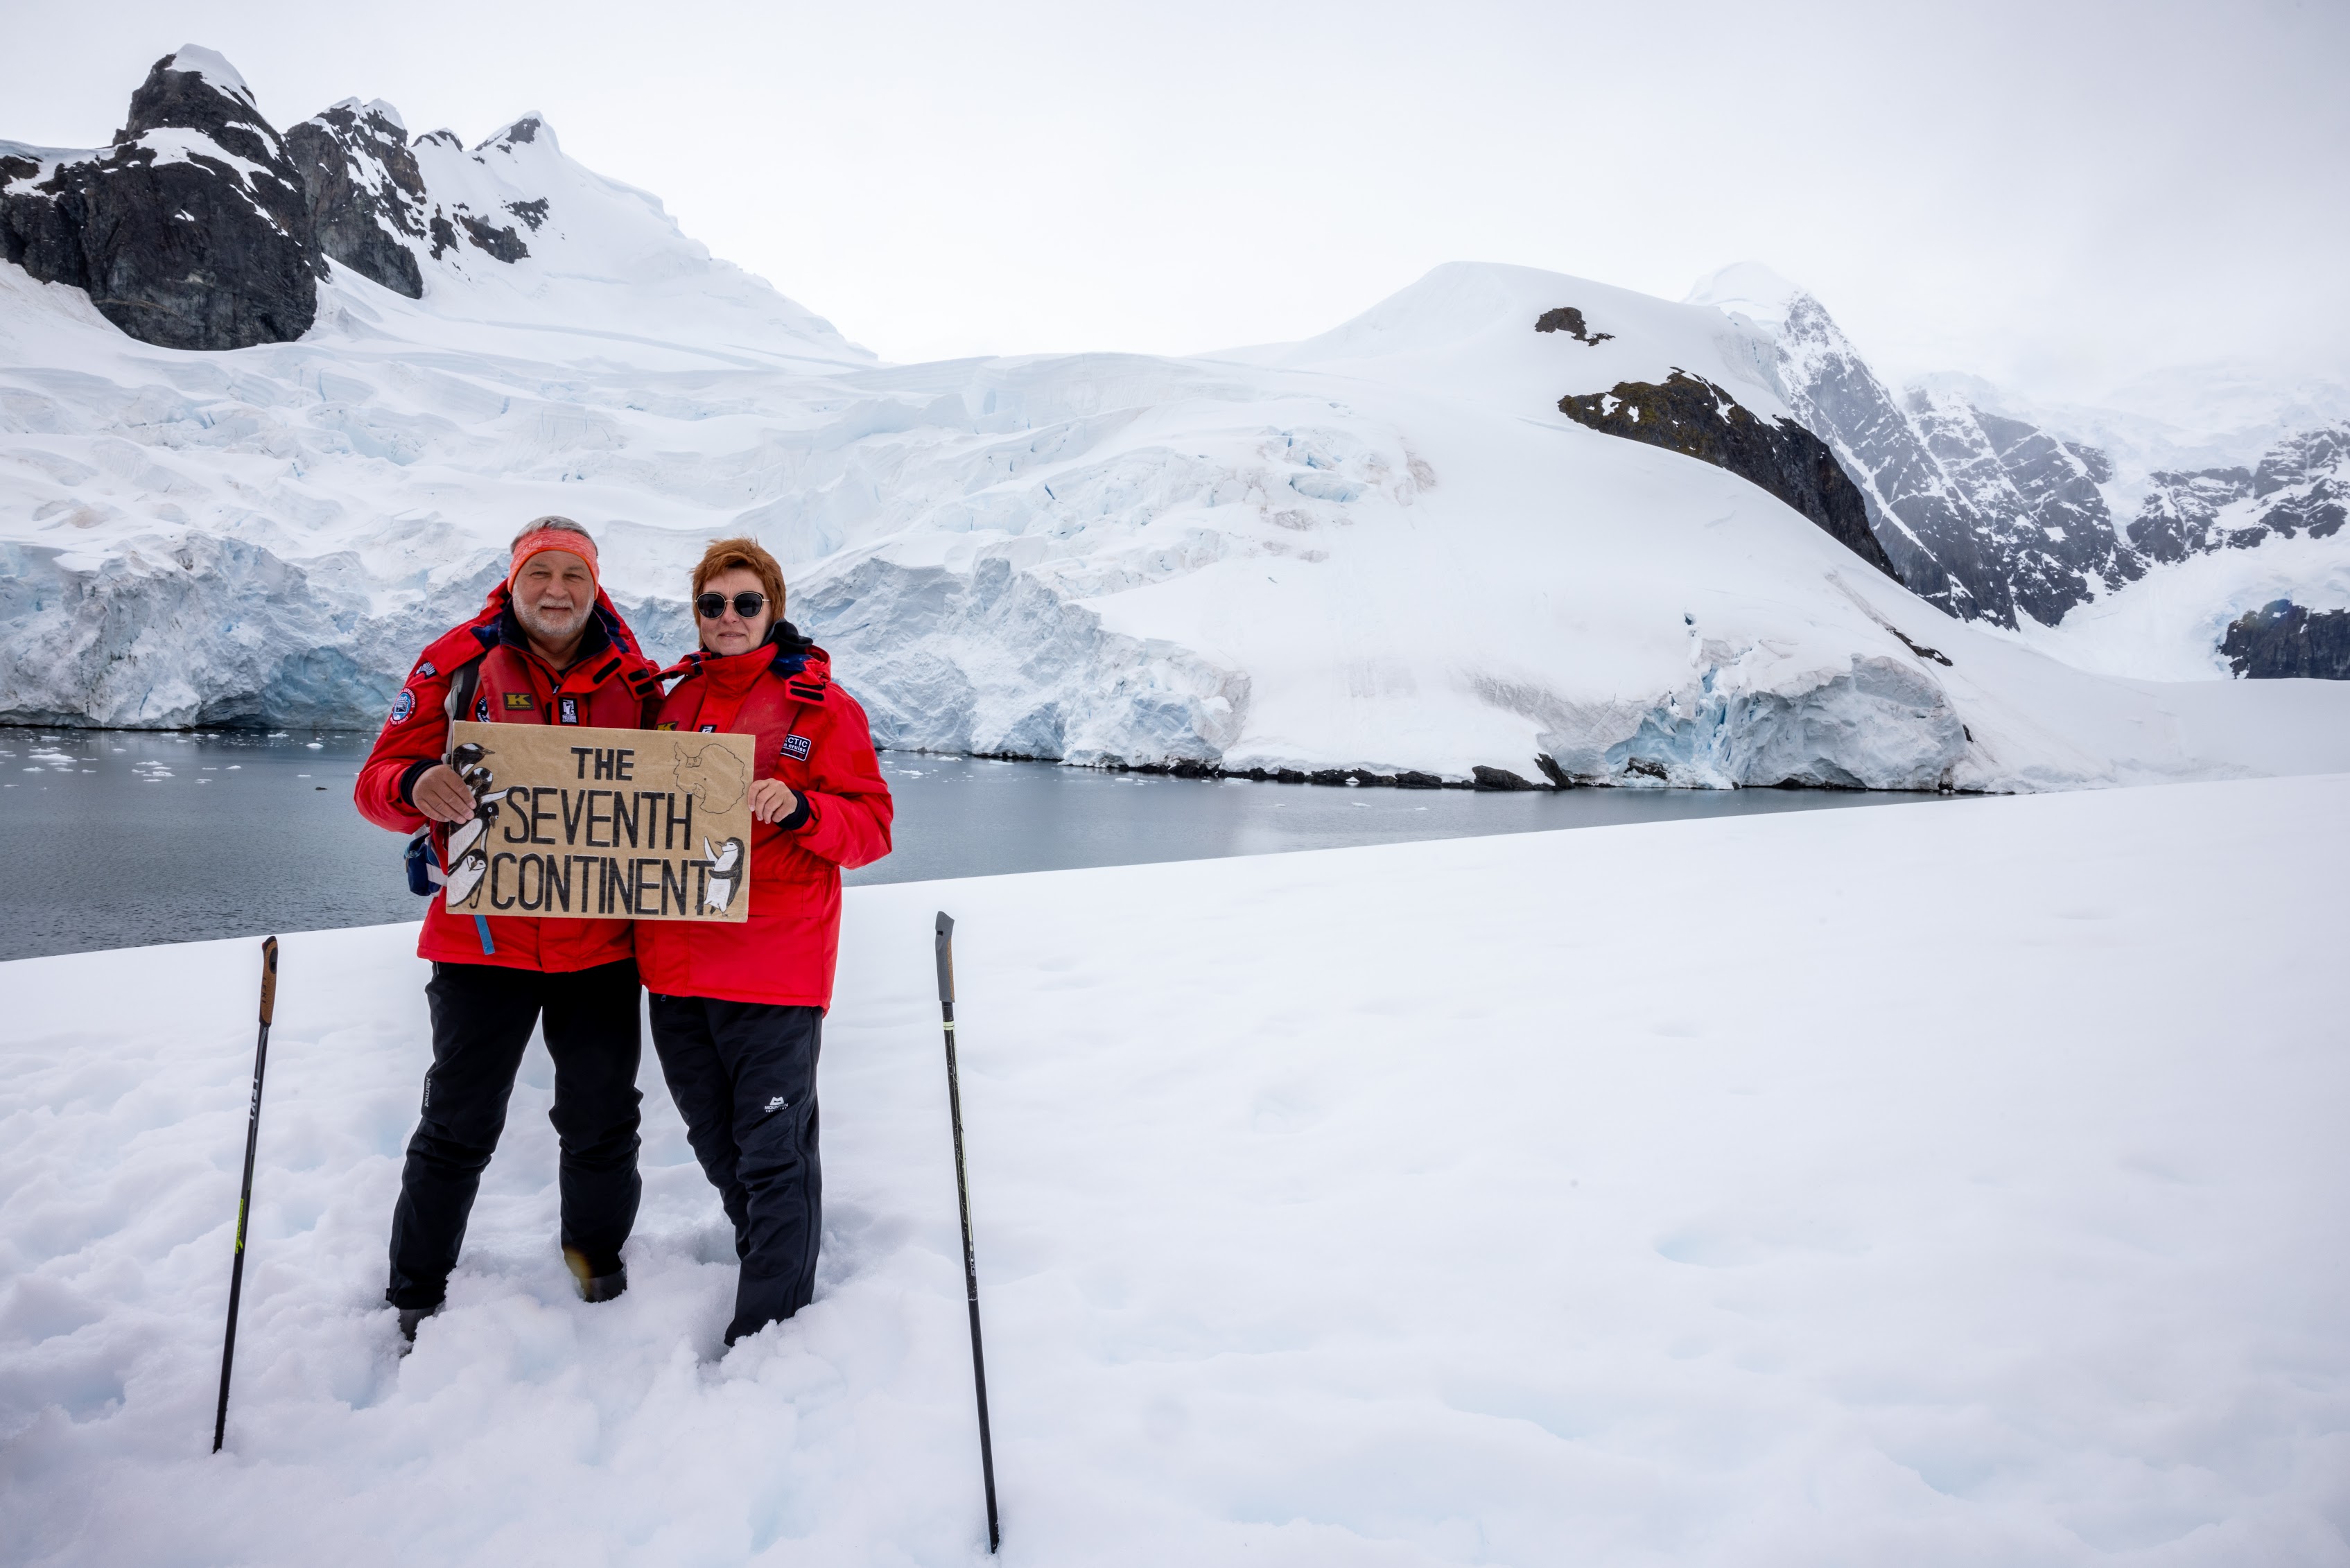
934, 912, 1001, 1552
212, 935, 279, 1454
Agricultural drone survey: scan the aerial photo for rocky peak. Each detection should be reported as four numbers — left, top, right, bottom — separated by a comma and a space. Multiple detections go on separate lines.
2130, 424, 2347, 562
284, 99, 429, 297
116, 46, 285, 168
2254, 425, 2348, 498
1718, 282, 2147, 627
1, 44, 322, 350
478, 114, 548, 152
1, 48, 582, 345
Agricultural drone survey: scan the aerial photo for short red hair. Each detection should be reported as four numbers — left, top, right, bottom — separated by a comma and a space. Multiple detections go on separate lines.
692, 537, 785, 616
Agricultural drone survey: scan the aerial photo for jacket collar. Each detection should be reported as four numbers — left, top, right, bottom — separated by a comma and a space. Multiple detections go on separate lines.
661, 620, 829, 690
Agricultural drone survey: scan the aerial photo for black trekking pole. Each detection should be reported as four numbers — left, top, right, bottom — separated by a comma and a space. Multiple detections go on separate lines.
934, 912, 1001, 1552
212, 935, 279, 1454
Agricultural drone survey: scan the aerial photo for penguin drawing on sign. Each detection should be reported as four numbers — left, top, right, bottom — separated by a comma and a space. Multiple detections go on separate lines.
703, 835, 745, 913
442, 742, 514, 908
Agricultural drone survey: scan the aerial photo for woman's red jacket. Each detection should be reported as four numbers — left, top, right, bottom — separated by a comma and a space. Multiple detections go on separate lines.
634, 629, 893, 1009
354, 586, 665, 973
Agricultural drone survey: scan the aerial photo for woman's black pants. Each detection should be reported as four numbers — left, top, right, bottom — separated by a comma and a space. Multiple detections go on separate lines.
647, 993, 824, 1344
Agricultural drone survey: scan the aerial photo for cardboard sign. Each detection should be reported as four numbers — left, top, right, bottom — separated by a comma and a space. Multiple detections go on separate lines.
439, 722, 757, 923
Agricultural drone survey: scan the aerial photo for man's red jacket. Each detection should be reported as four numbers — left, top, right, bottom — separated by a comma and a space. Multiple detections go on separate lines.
355, 585, 663, 972
634, 627, 892, 1009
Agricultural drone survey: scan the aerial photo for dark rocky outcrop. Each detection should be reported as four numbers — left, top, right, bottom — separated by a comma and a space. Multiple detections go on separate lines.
284, 101, 426, 297
4, 51, 554, 347
1535, 306, 1612, 345
2220, 600, 2350, 679
1558, 367, 1899, 579
1, 51, 322, 349
2125, 467, 2255, 561
459, 212, 528, 263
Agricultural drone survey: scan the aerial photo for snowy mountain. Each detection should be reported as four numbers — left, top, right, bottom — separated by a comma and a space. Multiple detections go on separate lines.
4, 49, 2347, 793
1688, 264, 2350, 677
1, 46, 867, 367
1, 47, 320, 350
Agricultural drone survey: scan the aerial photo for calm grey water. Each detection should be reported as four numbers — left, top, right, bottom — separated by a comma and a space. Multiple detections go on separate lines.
0, 728, 1949, 961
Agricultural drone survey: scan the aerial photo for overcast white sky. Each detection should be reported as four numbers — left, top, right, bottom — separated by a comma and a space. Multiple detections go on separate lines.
6, 0, 2344, 403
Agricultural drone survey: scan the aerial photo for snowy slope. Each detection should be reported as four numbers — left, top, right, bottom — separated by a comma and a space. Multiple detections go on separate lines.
340, 110, 872, 373
8, 247, 2350, 789
6, 55, 2347, 789
6, 777, 2348, 1564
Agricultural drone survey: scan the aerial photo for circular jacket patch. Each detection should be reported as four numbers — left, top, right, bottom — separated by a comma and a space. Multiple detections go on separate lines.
390, 689, 416, 724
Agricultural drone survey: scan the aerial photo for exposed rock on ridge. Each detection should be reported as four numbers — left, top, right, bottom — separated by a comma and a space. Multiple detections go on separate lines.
284, 100, 426, 297
1690, 270, 2350, 670
3, 49, 553, 349
1556, 365, 1898, 580
2130, 426, 2347, 561
1535, 306, 1612, 345
1, 49, 323, 349
2220, 600, 2350, 680
1758, 292, 2143, 627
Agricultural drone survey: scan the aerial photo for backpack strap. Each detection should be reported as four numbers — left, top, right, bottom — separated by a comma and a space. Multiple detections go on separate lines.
442, 654, 485, 763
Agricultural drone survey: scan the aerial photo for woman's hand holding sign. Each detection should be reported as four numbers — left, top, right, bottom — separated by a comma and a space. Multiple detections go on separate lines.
748, 777, 800, 824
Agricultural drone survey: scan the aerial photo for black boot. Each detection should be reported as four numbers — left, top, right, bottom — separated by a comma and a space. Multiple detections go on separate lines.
396, 1303, 438, 1353
565, 1246, 627, 1303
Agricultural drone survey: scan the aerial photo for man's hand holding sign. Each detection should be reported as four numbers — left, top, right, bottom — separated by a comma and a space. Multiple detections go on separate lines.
440, 722, 758, 921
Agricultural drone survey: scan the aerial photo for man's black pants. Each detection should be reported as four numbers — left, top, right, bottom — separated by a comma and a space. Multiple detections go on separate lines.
647, 994, 823, 1345
385, 958, 643, 1312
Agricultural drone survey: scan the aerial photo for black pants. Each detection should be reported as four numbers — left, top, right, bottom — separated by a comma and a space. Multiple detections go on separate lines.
647, 994, 824, 1344
385, 959, 644, 1311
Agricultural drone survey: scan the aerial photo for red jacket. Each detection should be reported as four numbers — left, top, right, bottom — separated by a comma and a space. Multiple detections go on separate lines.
356, 586, 663, 973
634, 627, 892, 1009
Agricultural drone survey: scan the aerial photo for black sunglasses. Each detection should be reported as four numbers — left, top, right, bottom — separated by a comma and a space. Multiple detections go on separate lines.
695, 591, 768, 620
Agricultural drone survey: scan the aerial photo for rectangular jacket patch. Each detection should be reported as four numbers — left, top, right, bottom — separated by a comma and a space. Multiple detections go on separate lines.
781, 733, 812, 761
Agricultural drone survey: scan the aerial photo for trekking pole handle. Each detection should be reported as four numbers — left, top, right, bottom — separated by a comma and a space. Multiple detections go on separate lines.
258, 936, 279, 1025
934, 912, 955, 1005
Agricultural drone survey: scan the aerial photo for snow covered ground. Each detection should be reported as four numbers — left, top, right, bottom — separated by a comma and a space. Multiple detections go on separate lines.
6, 776, 2346, 1565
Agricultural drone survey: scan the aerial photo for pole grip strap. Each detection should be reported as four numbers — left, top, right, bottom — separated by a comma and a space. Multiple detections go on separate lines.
257, 936, 279, 1025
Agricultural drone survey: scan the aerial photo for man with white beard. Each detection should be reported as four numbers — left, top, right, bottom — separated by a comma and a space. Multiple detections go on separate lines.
354, 517, 665, 1345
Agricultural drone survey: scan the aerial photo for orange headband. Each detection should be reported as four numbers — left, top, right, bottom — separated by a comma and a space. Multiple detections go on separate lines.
509, 528, 598, 587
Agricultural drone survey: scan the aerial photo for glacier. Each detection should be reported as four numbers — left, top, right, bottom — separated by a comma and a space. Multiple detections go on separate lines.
5, 53, 2349, 792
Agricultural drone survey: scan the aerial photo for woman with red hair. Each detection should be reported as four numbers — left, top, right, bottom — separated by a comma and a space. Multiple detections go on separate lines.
638, 537, 894, 1347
